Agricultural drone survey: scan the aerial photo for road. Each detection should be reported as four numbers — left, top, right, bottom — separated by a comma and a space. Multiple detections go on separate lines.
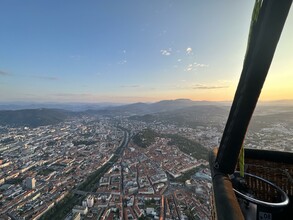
74, 130, 130, 195
41, 129, 130, 220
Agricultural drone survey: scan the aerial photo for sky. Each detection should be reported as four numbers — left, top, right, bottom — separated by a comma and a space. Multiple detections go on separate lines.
0, 0, 292, 103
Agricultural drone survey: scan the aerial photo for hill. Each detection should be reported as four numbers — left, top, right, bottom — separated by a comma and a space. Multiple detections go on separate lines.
89, 99, 223, 116
132, 129, 158, 148
130, 105, 229, 129
249, 110, 293, 132
0, 109, 70, 127
132, 128, 208, 160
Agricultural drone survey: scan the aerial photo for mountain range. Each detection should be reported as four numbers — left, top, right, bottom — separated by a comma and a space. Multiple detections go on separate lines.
1, 99, 293, 128
0, 99, 224, 127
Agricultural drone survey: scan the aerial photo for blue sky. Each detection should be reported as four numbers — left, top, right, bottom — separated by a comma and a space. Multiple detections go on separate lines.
1, 0, 292, 103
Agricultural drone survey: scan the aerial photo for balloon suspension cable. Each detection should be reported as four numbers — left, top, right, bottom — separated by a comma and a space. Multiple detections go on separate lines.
239, 145, 245, 178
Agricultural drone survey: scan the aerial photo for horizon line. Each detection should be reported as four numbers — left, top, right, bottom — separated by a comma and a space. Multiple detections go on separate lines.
1, 98, 293, 105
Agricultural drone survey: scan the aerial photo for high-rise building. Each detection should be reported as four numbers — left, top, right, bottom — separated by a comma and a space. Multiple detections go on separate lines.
86, 195, 94, 207
25, 177, 36, 189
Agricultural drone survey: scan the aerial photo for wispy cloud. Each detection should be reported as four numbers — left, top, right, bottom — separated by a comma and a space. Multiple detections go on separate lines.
120, 85, 141, 88
192, 84, 229, 90
185, 64, 193, 72
32, 75, 59, 81
193, 62, 209, 68
54, 93, 90, 97
158, 29, 167, 37
160, 48, 172, 56
184, 62, 209, 71
70, 55, 81, 60
0, 70, 10, 76
117, 60, 127, 65
217, 79, 232, 84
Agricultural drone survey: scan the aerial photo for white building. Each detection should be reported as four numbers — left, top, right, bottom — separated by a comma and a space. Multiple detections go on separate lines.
82, 200, 87, 207
72, 205, 88, 215
86, 195, 94, 207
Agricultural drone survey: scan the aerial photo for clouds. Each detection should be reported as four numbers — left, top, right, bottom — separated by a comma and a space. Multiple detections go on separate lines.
54, 93, 91, 98
0, 70, 58, 81
186, 64, 193, 72
120, 84, 140, 88
192, 84, 229, 90
158, 46, 210, 75
159, 46, 209, 72
161, 47, 192, 56
32, 75, 59, 81
186, 47, 192, 55
160, 48, 172, 56
185, 62, 209, 72
181, 47, 209, 71
193, 62, 209, 68
117, 60, 127, 65
117, 49, 128, 65
169, 80, 230, 91
0, 70, 10, 76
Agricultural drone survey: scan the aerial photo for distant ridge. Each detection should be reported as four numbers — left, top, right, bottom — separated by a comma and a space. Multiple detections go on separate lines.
93, 99, 222, 116
258, 99, 293, 106
1, 99, 292, 128
130, 105, 228, 128
0, 102, 120, 111
0, 108, 70, 127
2, 99, 293, 111
0, 99, 223, 112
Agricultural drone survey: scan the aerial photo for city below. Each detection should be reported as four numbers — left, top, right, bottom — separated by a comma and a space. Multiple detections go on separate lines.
0, 100, 293, 220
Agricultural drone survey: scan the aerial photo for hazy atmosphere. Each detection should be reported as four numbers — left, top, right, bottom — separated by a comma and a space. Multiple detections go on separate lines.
1, 0, 292, 103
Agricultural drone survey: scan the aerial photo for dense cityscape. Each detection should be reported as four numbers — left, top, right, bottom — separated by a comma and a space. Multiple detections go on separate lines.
0, 113, 212, 220
0, 102, 293, 220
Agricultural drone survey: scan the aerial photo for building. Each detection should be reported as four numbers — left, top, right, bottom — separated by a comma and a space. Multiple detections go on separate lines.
25, 177, 36, 189
81, 195, 94, 208
72, 205, 88, 215
82, 200, 87, 207
72, 212, 80, 220
86, 195, 94, 207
